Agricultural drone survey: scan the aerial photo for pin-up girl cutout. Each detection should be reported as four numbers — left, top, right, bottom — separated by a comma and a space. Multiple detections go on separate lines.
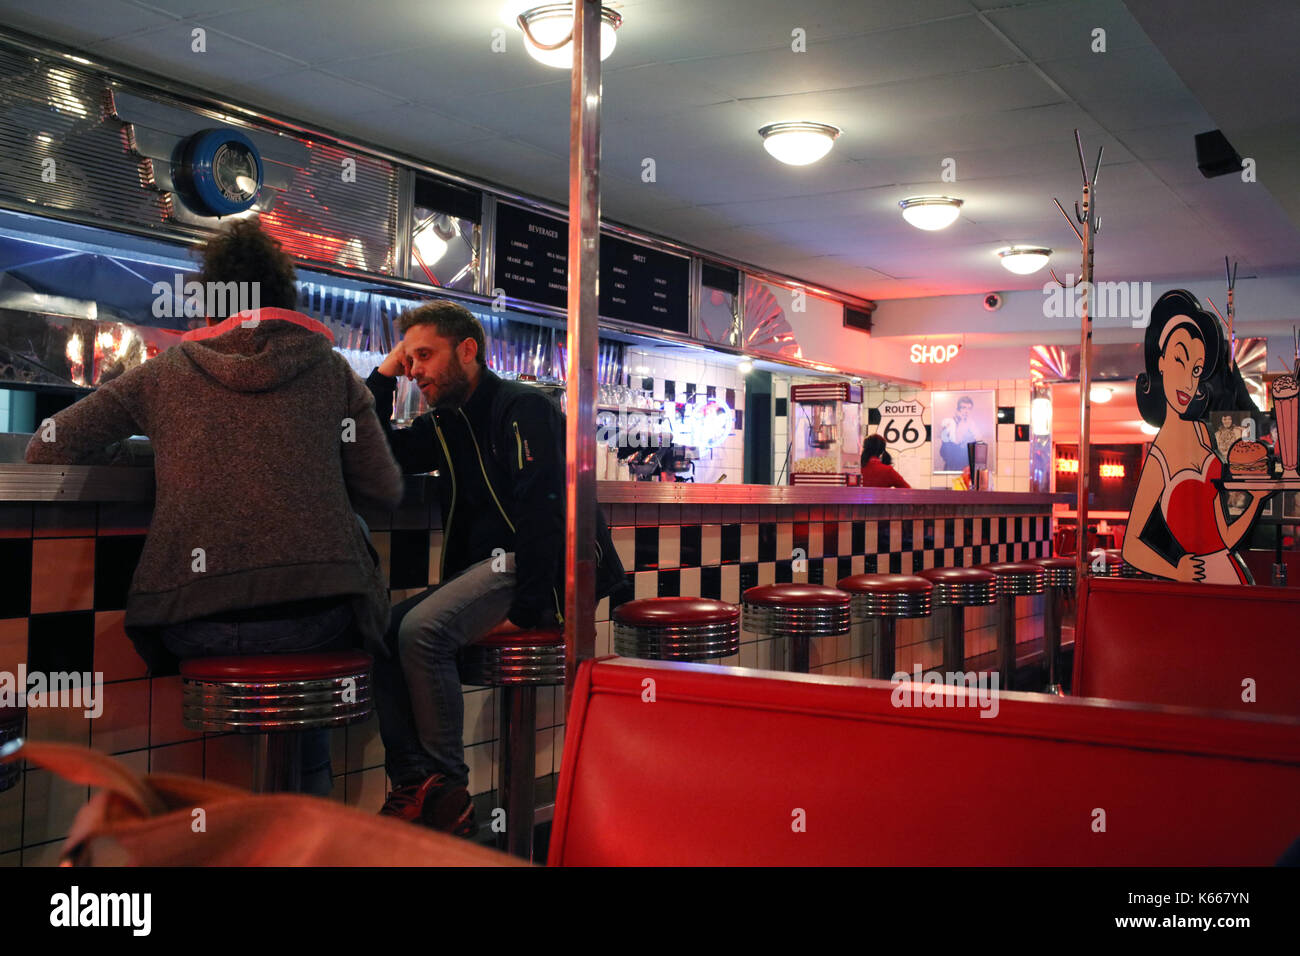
1121, 290, 1266, 583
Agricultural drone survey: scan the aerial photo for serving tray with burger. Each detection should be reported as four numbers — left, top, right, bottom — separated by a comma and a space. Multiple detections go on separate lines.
1217, 373, 1300, 489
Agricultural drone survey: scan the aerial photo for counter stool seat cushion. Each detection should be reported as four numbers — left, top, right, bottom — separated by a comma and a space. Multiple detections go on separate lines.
743, 584, 850, 608
474, 622, 565, 647
180, 650, 372, 682
838, 574, 932, 621
980, 561, 1046, 596
838, 574, 932, 594
614, 597, 739, 626
1032, 556, 1077, 588
917, 567, 998, 606
1033, 557, 1075, 570
918, 567, 996, 584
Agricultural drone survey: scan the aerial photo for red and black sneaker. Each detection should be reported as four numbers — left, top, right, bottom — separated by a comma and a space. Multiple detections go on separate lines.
379, 774, 477, 839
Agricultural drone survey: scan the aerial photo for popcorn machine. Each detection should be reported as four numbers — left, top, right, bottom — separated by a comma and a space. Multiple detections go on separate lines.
789, 382, 863, 485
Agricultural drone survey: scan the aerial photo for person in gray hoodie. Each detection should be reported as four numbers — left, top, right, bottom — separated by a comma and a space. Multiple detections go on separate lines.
25, 220, 403, 795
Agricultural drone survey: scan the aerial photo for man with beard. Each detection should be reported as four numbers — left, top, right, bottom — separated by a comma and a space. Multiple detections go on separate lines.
365, 300, 622, 836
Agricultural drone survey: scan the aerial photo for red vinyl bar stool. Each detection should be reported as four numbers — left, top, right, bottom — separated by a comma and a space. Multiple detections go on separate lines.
1031, 557, 1076, 694
180, 651, 372, 793
459, 623, 564, 861
917, 567, 998, 674
837, 575, 932, 679
742, 584, 851, 674
613, 597, 740, 662
0, 705, 23, 793
979, 562, 1046, 691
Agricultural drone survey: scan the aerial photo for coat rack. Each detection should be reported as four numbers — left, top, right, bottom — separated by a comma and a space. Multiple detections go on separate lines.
1051, 130, 1103, 592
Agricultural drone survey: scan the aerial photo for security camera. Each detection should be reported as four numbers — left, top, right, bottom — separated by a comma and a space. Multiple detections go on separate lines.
983, 292, 1003, 311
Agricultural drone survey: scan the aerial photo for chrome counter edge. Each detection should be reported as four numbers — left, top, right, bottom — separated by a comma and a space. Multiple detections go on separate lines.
0, 465, 1065, 507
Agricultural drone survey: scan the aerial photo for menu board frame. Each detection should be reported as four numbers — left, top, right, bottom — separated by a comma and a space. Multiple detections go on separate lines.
491, 201, 692, 337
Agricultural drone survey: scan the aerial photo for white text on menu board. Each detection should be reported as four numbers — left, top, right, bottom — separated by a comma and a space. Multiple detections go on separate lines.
503, 238, 535, 286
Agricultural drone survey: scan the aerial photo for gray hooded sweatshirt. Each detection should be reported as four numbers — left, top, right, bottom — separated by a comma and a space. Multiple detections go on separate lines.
25, 308, 403, 671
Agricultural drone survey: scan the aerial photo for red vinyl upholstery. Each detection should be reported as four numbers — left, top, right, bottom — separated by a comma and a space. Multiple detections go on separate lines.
180, 650, 372, 681
1074, 577, 1300, 717
474, 622, 565, 648
549, 657, 1300, 866
743, 584, 850, 608
613, 597, 739, 626
837, 574, 932, 594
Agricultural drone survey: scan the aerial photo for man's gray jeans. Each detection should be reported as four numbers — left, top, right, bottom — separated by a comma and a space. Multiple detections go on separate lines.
371, 553, 516, 787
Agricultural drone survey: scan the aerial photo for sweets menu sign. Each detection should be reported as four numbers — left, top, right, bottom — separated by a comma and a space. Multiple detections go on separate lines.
493, 202, 691, 334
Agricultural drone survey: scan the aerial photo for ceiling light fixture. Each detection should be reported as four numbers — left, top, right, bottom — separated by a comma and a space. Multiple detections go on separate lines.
899, 196, 963, 231
1139, 421, 1159, 436
515, 3, 622, 69
758, 122, 841, 166
738, 360, 754, 375
996, 246, 1052, 275
1089, 385, 1113, 403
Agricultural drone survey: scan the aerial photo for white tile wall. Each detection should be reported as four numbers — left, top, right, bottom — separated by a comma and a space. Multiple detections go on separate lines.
623, 348, 746, 483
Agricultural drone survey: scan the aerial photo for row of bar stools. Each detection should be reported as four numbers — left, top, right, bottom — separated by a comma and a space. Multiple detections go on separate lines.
0, 705, 22, 792
838, 575, 932, 679
918, 567, 997, 673
741, 584, 851, 673
981, 562, 1045, 690
459, 623, 565, 862
613, 598, 740, 662
1032, 556, 1076, 694
180, 650, 373, 793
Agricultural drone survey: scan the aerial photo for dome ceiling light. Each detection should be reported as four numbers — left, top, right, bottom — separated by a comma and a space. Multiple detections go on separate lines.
898, 196, 963, 231
996, 246, 1052, 275
757, 122, 841, 166
514, 3, 622, 69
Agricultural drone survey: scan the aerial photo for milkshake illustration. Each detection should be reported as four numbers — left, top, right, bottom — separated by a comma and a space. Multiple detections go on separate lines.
1273, 374, 1299, 477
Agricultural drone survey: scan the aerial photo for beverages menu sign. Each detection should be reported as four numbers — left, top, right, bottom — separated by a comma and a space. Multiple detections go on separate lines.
493, 202, 691, 334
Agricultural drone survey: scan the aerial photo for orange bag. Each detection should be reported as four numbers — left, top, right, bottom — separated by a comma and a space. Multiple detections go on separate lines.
5, 741, 522, 867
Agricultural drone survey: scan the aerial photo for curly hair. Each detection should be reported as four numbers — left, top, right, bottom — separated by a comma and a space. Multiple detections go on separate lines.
398, 299, 487, 367
194, 218, 298, 318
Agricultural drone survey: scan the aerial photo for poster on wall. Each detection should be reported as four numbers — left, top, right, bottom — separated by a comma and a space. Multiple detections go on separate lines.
932, 389, 997, 474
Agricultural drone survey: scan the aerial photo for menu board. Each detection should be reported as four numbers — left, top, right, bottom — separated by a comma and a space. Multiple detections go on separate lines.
599, 235, 691, 334
494, 202, 569, 310
493, 202, 691, 334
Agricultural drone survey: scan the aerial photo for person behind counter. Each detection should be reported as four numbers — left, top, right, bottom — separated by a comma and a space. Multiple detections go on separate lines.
364, 300, 625, 836
24, 219, 404, 795
860, 433, 910, 488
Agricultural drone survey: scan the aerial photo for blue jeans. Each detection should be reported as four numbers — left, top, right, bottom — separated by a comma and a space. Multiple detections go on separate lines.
159, 601, 356, 797
372, 554, 516, 788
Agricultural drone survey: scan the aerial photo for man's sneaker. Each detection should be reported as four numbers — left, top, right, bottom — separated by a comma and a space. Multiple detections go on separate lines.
379, 774, 477, 838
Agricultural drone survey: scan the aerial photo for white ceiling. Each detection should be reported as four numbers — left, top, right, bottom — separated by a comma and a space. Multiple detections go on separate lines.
2, 0, 1298, 302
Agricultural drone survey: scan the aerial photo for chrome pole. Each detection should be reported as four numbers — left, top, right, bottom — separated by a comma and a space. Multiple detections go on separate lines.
1055, 131, 1102, 589
564, 0, 601, 716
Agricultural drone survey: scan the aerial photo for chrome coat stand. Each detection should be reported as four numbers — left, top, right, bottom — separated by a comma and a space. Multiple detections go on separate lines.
563, 1, 602, 714
1052, 130, 1103, 595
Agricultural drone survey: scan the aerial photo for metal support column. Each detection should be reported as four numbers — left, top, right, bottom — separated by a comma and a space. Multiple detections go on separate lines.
564, 1, 602, 716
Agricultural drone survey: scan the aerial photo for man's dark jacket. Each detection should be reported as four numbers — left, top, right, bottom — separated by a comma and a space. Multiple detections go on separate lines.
367, 366, 625, 626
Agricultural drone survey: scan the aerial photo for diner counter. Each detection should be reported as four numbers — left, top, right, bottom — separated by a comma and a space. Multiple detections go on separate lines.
0, 463, 1068, 509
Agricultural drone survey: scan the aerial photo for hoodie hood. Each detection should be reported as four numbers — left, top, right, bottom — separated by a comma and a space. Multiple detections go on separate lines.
178, 308, 336, 393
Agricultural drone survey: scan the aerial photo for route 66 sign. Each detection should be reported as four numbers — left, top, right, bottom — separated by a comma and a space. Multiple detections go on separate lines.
877, 399, 926, 452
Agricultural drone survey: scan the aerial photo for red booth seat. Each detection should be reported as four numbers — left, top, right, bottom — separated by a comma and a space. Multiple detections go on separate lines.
1074, 577, 1300, 717
549, 657, 1300, 866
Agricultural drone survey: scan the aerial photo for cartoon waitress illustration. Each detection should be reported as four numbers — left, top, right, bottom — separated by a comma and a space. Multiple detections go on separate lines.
1122, 290, 1267, 583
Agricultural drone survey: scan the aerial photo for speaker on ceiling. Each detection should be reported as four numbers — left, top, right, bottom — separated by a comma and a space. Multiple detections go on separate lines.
1195, 129, 1243, 179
